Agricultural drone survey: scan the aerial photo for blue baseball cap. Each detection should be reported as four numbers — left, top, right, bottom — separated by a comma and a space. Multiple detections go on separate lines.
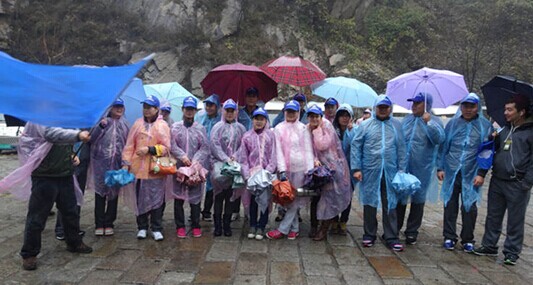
284, 100, 300, 112
112, 98, 124, 106
252, 107, 268, 118
375, 95, 392, 107
246, 87, 259, 95
203, 93, 220, 106
223, 99, 237, 110
307, 104, 324, 116
141, 95, 160, 107
408, 92, 432, 103
161, 106, 172, 112
293, 93, 306, 102
461, 93, 480, 105
182, 96, 198, 109
324, 97, 338, 106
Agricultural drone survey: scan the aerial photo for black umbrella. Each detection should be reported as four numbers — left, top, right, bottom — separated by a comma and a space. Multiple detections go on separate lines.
3, 114, 26, 127
481, 75, 533, 126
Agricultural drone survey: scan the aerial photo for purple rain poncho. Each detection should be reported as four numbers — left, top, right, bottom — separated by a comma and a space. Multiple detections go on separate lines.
86, 117, 130, 200
168, 121, 210, 204
310, 119, 352, 220
209, 119, 246, 196
237, 125, 277, 213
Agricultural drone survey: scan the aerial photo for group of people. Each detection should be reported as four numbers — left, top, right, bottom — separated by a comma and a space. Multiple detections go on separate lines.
10, 85, 532, 271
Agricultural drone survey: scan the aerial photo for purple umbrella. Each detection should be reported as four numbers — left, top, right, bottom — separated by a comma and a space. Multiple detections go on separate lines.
386, 67, 469, 109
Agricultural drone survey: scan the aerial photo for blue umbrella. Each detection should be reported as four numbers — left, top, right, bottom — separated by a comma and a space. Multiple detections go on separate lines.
121, 78, 147, 125
143, 82, 199, 122
311, 76, 378, 107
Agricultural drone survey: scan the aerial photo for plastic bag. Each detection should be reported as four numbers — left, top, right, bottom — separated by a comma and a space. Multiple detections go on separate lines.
392, 172, 421, 197
302, 165, 335, 189
104, 169, 135, 187
477, 140, 494, 170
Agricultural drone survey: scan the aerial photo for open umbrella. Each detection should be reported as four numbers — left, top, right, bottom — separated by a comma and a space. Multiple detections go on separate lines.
143, 82, 199, 122
121, 78, 147, 125
200, 63, 278, 104
481, 75, 533, 126
260, 55, 326, 87
386, 67, 469, 109
311, 76, 378, 107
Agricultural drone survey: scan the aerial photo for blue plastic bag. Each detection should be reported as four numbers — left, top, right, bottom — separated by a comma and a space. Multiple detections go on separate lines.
392, 172, 421, 197
477, 140, 495, 170
105, 169, 135, 187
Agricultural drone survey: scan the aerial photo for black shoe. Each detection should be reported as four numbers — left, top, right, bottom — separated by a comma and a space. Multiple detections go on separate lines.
55, 233, 65, 241
472, 246, 498, 257
22, 256, 37, 271
214, 229, 222, 236
202, 212, 212, 222
504, 254, 518, 265
224, 228, 232, 237
66, 242, 93, 254
406, 235, 417, 245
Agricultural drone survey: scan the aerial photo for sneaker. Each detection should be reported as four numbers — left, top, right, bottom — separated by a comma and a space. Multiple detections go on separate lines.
248, 228, 257, 239
176, 227, 187, 238
255, 229, 265, 240
362, 239, 375, 247
22, 256, 37, 271
152, 231, 164, 241
473, 246, 498, 257
266, 229, 284, 240
137, 229, 147, 239
104, 227, 114, 236
231, 213, 240, 221
192, 228, 202, 238
504, 254, 518, 265
443, 239, 455, 250
55, 233, 65, 241
406, 235, 417, 245
202, 212, 212, 222
463, 243, 474, 253
95, 228, 104, 236
391, 243, 404, 252
66, 242, 93, 254
287, 231, 299, 240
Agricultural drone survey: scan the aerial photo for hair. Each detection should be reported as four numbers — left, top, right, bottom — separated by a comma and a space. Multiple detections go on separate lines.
507, 93, 532, 117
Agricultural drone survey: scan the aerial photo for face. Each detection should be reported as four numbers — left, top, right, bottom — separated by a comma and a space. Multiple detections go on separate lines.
182, 107, 197, 120
205, 102, 217, 116
253, 116, 267, 130
504, 102, 523, 123
110, 105, 124, 118
308, 113, 322, 128
375, 105, 392, 120
224, 108, 236, 121
338, 111, 351, 127
411, 101, 425, 116
245, 94, 258, 107
460, 103, 477, 121
285, 110, 298, 122
363, 112, 371, 119
325, 104, 337, 117
143, 104, 159, 118
161, 110, 170, 119
296, 100, 306, 111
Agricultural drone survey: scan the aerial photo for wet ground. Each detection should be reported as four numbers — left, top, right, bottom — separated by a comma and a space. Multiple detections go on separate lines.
0, 154, 532, 284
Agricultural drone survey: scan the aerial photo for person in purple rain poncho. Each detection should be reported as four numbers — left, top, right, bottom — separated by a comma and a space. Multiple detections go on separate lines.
306, 105, 352, 241
237, 107, 277, 240
267, 100, 315, 240
87, 98, 130, 236
168, 96, 210, 239
210, 99, 247, 237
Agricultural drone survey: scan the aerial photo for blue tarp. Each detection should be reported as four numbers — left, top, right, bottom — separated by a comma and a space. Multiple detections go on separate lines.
0, 51, 152, 128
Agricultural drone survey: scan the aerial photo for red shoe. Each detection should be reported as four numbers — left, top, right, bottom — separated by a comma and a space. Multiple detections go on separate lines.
266, 229, 284, 240
192, 228, 202, 238
176, 227, 187, 238
287, 231, 299, 240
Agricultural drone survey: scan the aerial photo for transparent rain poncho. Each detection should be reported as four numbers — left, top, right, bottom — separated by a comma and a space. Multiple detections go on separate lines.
333, 104, 357, 186
86, 116, 130, 200
350, 95, 407, 210
439, 94, 493, 212
168, 121, 210, 204
310, 119, 352, 220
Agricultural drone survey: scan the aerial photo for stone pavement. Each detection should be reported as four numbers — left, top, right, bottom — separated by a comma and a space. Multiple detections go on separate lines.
0, 154, 532, 284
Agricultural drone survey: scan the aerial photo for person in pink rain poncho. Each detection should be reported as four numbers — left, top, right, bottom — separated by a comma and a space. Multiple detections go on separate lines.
237, 107, 277, 240
168, 96, 210, 239
86, 98, 130, 236
306, 105, 352, 241
267, 100, 315, 240
210, 99, 247, 237
121, 95, 171, 241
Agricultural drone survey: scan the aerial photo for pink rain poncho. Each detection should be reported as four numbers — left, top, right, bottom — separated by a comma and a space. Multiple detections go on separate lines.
209, 119, 246, 196
86, 117, 130, 200
121, 117, 171, 215
310, 119, 352, 220
167, 121, 210, 204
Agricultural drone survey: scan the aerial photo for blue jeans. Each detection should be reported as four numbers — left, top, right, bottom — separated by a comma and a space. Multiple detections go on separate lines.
249, 196, 269, 230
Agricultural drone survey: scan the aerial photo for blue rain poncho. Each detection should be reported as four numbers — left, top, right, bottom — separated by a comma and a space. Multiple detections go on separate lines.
439, 94, 493, 212
238, 102, 267, 131
350, 95, 407, 210
401, 107, 445, 204
333, 104, 357, 186
195, 94, 221, 192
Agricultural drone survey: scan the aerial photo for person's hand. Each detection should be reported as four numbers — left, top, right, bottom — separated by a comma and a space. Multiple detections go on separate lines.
314, 159, 321, 167
279, 171, 287, 182
473, 175, 485, 187
135, 146, 149, 156
100, 118, 108, 127
122, 165, 129, 171
348, 120, 354, 130
353, 171, 362, 181
181, 156, 192, 166
72, 156, 80, 166
78, 131, 91, 143
437, 170, 444, 181
422, 112, 431, 123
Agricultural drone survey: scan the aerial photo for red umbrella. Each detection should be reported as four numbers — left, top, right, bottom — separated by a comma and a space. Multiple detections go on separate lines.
260, 55, 326, 87
200, 63, 278, 104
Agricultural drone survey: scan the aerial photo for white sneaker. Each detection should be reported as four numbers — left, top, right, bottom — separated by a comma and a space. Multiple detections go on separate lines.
137, 229, 147, 239
247, 228, 256, 239
152, 231, 164, 241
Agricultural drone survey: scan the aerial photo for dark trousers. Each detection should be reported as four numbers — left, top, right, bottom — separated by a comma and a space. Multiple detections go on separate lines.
310, 195, 320, 228
337, 198, 352, 223
21, 176, 82, 258
443, 173, 477, 244
55, 160, 88, 235
174, 199, 201, 229
396, 202, 425, 238
363, 176, 400, 245
249, 196, 269, 230
481, 177, 531, 257
202, 190, 213, 215
94, 193, 118, 229
233, 197, 241, 214
214, 188, 233, 219
135, 181, 164, 231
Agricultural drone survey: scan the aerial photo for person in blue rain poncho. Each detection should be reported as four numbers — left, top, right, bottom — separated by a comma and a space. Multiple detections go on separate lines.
351, 95, 407, 252
438, 93, 492, 252
196, 94, 221, 222
397, 93, 445, 245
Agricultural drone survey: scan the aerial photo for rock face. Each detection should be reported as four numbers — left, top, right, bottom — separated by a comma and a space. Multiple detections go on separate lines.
0, 0, 15, 49
329, 0, 375, 32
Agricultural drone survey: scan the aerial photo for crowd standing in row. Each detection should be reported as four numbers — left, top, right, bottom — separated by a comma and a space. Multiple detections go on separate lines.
9, 87, 532, 271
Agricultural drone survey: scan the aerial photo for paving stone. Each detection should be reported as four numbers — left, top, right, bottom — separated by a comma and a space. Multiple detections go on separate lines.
241, 238, 268, 253
0, 257, 20, 279
331, 245, 367, 266
302, 253, 338, 277
46, 256, 100, 283
269, 240, 300, 262
236, 252, 268, 275
96, 249, 141, 270
339, 265, 382, 284
206, 240, 239, 261
462, 253, 509, 272
270, 261, 302, 284
234, 274, 267, 285
327, 233, 355, 247
157, 271, 195, 285
397, 246, 437, 267
306, 275, 344, 285
194, 261, 233, 284
479, 271, 527, 285
165, 250, 204, 272
383, 278, 422, 285
438, 261, 491, 284
79, 269, 124, 285
177, 235, 214, 252
90, 238, 118, 257
368, 256, 413, 279
298, 238, 328, 253
120, 258, 167, 284
410, 267, 456, 285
